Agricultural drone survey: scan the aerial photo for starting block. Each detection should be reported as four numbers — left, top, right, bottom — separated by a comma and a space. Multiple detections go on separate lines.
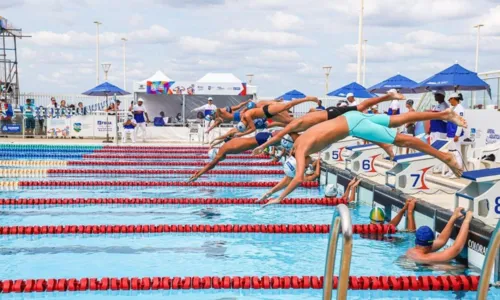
455, 167, 500, 225
345, 144, 386, 174
321, 137, 359, 164
385, 140, 449, 194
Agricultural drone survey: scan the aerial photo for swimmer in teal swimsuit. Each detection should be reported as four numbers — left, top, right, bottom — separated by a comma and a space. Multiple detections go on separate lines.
188, 131, 300, 182
261, 108, 467, 206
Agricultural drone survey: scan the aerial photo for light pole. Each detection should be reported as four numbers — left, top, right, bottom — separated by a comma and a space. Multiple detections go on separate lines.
356, 0, 364, 84
362, 39, 367, 86
94, 21, 102, 85
121, 38, 127, 90
246, 74, 254, 84
473, 24, 484, 108
323, 66, 332, 95
102, 63, 111, 81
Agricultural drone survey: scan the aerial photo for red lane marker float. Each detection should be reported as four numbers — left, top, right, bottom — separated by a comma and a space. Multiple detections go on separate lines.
82, 154, 269, 160
17, 181, 318, 188
0, 224, 396, 235
0, 197, 345, 206
68, 161, 280, 166
0, 275, 480, 293
47, 169, 284, 175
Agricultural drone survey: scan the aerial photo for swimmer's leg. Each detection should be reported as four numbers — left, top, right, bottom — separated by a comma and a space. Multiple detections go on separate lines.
388, 109, 467, 128
356, 90, 405, 112
267, 96, 320, 115
393, 133, 463, 177
252, 117, 312, 155
230, 100, 251, 112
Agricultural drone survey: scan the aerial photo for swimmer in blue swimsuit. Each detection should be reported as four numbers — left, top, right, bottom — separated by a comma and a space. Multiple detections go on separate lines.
209, 120, 286, 149
188, 131, 300, 182
262, 108, 467, 206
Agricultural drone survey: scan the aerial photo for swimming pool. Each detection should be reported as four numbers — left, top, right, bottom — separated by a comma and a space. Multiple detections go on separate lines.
0, 144, 496, 299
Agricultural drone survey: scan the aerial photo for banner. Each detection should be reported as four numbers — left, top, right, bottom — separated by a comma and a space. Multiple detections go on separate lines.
93, 115, 116, 137
168, 82, 246, 96
1, 123, 21, 133
46, 118, 71, 138
70, 116, 93, 137
147, 81, 171, 95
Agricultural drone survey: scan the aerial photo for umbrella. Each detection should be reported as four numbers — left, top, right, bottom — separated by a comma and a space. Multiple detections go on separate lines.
82, 82, 130, 96
327, 82, 376, 98
276, 89, 306, 101
368, 74, 419, 94
415, 63, 490, 93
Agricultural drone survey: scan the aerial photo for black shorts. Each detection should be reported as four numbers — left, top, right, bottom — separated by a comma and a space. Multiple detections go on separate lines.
326, 105, 357, 120
262, 105, 274, 119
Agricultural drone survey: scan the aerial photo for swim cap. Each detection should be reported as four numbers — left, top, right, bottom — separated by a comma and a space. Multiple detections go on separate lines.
281, 134, 294, 150
247, 102, 256, 109
415, 226, 435, 247
208, 148, 218, 160
369, 207, 386, 224
305, 164, 314, 175
237, 122, 246, 132
205, 114, 213, 121
283, 156, 296, 177
254, 118, 266, 129
325, 184, 338, 197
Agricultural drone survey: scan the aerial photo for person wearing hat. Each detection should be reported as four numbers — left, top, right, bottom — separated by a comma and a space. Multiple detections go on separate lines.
346, 93, 359, 106
429, 90, 449, 143
406, 207, 472, 264
443, 92, 466, 178
369, 105, 380, 114
122, 112, 137, 143
130, 98, 150, 143
192, 97, 218, 141
369, 198, 416, 231
405, 99, 416, 136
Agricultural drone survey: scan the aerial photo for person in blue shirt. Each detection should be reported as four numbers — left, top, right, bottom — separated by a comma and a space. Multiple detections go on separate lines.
316, 100, 325, 111
23, 98, 36, 137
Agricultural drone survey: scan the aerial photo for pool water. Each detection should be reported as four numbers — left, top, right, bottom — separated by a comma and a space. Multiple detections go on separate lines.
0, 148, 496, 299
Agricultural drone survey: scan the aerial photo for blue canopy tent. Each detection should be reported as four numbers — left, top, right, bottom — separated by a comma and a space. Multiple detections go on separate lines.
276, 89, 306, 101
82, 82, 130, 143
415, 64, 490, 93
368, 74, 419, 94
327, 82, 376, 98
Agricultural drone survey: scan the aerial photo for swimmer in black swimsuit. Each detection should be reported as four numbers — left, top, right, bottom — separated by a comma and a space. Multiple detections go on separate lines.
252, 89, 406, 158
188, 131, 300, 182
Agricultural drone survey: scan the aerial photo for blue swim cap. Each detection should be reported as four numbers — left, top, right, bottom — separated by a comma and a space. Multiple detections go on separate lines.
254, 118, 266, 129
236, 122, 246, 132
247, 102, 256, 110
205, 114, 213, 121
415, 226, 435, 247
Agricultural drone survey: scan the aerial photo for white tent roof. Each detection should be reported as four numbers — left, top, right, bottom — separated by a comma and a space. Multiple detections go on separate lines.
139, 70, 172, 84
197, 73, 242, 83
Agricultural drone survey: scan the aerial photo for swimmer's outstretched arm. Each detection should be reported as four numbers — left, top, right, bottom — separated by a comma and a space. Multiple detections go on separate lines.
211, 128, 237, 144
389, 199, 410, 228
256, 176, 293, 203
341, 178, 356, 199
407, 199, 416, 232
347, 178, 361, 203
234, 114, 257, 137
252, 118, 303, 155
413, 211, 472, 264
188, 153, 226, 182
231, 100, 251, 112
431, 207, 464, 252
263, 148, 307, 207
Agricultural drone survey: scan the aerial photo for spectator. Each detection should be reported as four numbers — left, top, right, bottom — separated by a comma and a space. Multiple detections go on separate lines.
60, 99, 67, 108
154, 111, 166, 127
122, 112, 137, 143
47, 97, 58, 108
23, 98, 36, 137
405, 100, 416, 136
37, 105, 45, 135
129, 98, 150, 143
443, 93, 465, 178
175, 113, 182, 123
387, 100, 400, 116
115, 99, 121, 111
46, 97, 58, 118
76, 102, 87, 115
346, 93, 359, 106
106, 102, 117, 115
405, 208, 472, 264
316, 100, 325, 110
369, 105, 380, 114
191, 97, 217, 116
0, 98, 13, 126
429, 90, 449, 143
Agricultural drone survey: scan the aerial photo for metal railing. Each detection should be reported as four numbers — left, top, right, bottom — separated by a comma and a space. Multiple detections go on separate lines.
323, 204, 353, 300
477, 220, 500, 300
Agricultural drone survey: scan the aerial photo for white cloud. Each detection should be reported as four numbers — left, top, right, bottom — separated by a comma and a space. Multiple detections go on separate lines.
268, 12, 304, 31
225, 29, 314, 47
20, 48, 37, 60
260, 49, 301, 61
477, 5, 500, 35
178, 36, 222, 54
129, 14, 144, 26
0, 0, 25, 9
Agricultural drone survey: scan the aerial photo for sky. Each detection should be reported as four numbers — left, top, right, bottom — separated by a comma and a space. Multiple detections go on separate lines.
2, 0, 500, 97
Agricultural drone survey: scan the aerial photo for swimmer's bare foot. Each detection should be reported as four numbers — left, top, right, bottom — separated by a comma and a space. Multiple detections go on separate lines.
252, 146, 264, 156
305, 96, 320, 104
443, 152, 463, 178
444, 108, 468, 128
387, 89, 406, 100
380, 143, 395, 161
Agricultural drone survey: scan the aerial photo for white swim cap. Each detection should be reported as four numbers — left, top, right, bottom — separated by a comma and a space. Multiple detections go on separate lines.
305, 164, 314, 175
205, 114, 213, 121
281, 134, 294, 150
208, 148, 218, 160
237, 122, 246, 133
138, 98, 144, 103
283, 156, 297, 178
325, 184, 338, 197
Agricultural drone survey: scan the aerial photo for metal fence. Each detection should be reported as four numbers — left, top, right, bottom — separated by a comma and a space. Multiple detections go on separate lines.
18, 93, 134, 109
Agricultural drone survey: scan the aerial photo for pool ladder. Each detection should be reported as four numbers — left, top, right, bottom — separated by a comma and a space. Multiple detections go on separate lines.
477, 219, 500, 300
323, 204, 353, 300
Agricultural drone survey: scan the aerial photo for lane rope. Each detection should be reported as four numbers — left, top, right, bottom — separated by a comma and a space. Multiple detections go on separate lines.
82, 154, 268, 160
68, 161, 280, 166
13, 181, 318, 188
0, 275, 480, 293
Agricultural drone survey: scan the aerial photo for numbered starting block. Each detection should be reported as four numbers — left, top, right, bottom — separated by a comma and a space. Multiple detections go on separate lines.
385, 140, 449, 194
345, 144, 386, 175
321, 137, 359, 164
455, 167, 500, 224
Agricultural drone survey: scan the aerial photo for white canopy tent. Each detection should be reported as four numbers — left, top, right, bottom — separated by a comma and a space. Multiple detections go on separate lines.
133, 70, 173, 93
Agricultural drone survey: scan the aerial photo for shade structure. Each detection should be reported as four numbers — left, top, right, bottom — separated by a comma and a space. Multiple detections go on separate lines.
368, 74, 419, 94
327, 82, 376, 98
276, 89, 306, 100
415, 64, 490, 93
82, 82, 130, 96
